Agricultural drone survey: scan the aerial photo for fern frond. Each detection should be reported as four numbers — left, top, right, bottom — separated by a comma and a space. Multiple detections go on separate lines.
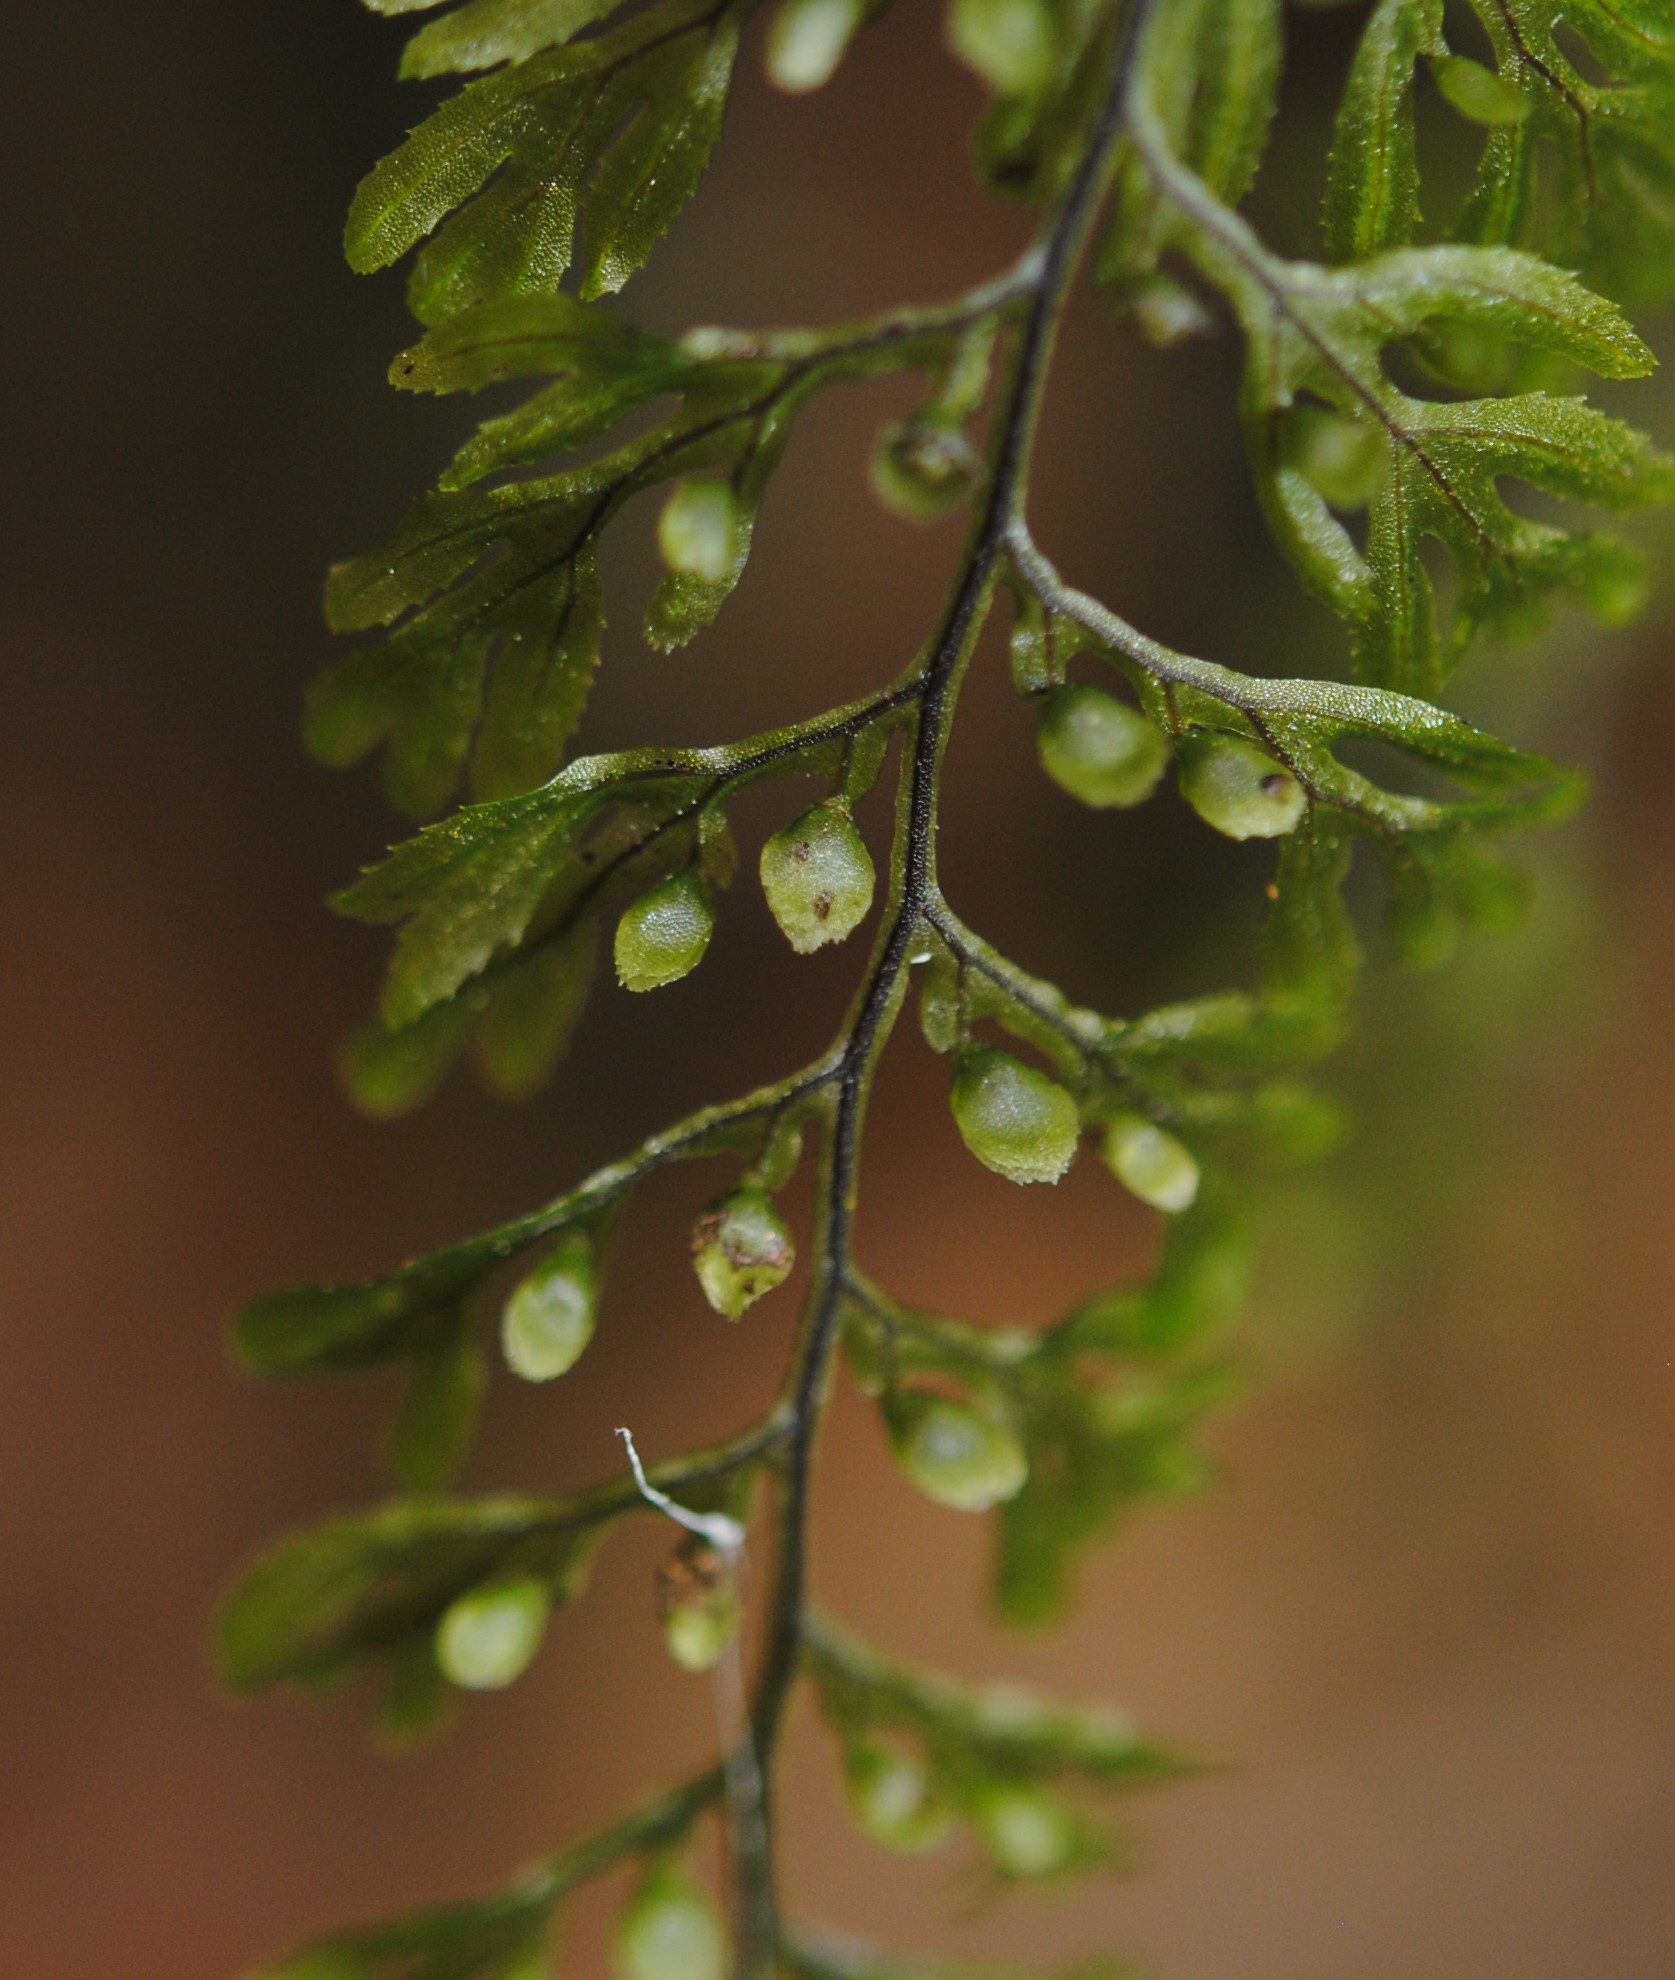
230, 3, 1674, 1976
348, 0, 750, 319
316, 290, 1010, 813
1323, 0, 1444, 260
1118, 74, 1671, 693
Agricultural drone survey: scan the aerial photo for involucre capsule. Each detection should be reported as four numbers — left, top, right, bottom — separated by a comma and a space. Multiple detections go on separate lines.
1178, 735, 1306, 839
759, 799, 875, 952
614, 871, 715, 992
500, 1233, 596, 1381
435, 1577, 549, 1691
1036, 683, 1169, 809
655, 1533, 742, 1674
612, 1860, 728, 1980
1102, 1114, 1200, 1213
970, 1782, 1079, 1876
947, 0, 1054, 94
845, 1740, 958, 1852
656, 481, 739, 582
870, 418, 979, 523
765, 0, 863, 92
690, 1185, 795, 1318
885, 1388, 1028, 1511
951, 1045, 1080, 1184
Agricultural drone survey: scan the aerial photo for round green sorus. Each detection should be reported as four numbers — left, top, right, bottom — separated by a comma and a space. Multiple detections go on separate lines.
612, 1860, 728, 1980
869, 418, 979, 523
845, 1740, 959, 1853
1177, 735, 1306, 840
1036, 683, 1169, 810
614, 872, 715, 993
655, 1534, 742, 1674
764, 0, 863, 92
435, 1578, 549, 1691
885, 1388, 1028, 1512
1102, 1114, 1200, 1213
656, 481, 739, 582
690, 1185, 795, 1318
969, 1783, 1079, 1877
500, 1233, 596, 1381
946, 0, 1054, 94
759, 799, 876, 953
950, 1045, 1080, 1185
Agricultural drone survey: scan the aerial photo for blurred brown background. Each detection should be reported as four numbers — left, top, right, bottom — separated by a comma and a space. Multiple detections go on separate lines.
3, 3, 1673, 1975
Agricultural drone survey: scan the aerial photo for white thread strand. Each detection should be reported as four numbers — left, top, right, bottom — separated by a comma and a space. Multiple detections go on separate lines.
615, 1427, 767, 1952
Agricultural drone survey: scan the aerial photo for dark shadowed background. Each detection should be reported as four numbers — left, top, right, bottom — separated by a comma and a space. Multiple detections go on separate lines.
3, 3, 1674, 1975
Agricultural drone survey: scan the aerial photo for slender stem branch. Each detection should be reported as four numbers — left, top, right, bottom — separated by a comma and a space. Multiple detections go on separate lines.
922, 895, 1111, 1072
1121, 89, 1492, 554
356, 1062, 841, 1333
1006, 521, 1391, 810
525, 1766, 726, 1906
728, 9, 1155, 1970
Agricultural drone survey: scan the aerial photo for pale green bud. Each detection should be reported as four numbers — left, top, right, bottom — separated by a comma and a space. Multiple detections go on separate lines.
970, 1783, 1078, 1876
612, 1861, 728, 1980
657, 482, 739, 582
501, 1233, 596, 1381
1178, 736, 1306, 840
759, 800, 876, 952
845, 1741, 958, 1852
691, 1185, 795, 1318
1432, 53, 1530, 126
917, 947, 963, 1056
1008, 595, 1053, 696
951, 1045, 1080, 1185
1581, 547, 1650, 627
1126, 273, 1214, 349
499, 1952, 555, 1980
870, 418, 980, 524
615, 871, 715, 992
1036, 684, 1168, 810
947, 0, 1054, 94
1102, 1114, 1200, 1213
765, 0, 863, 91
435, 1577, 549, 1691
1287, 403, 1384, 511
886, 1388, 1028, 1511
655, 1534, 742, 1673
